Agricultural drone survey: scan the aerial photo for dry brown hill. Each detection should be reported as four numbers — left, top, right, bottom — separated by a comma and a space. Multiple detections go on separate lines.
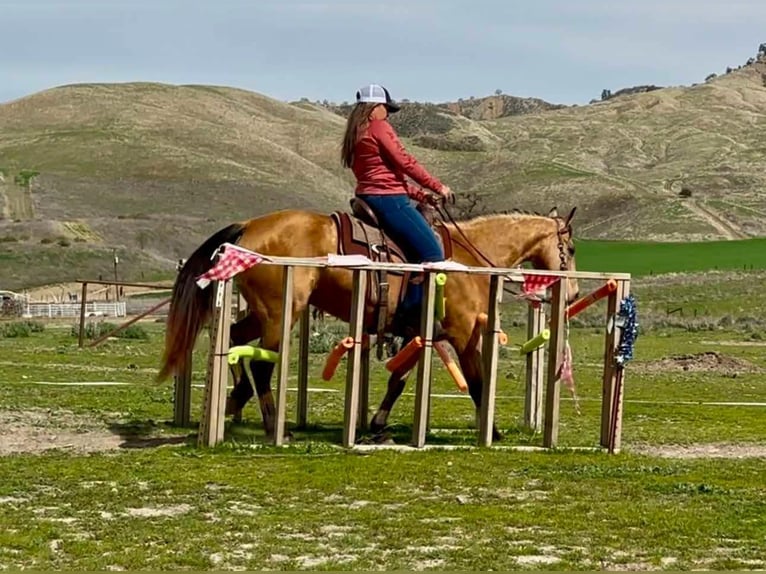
1, 56, 766, 289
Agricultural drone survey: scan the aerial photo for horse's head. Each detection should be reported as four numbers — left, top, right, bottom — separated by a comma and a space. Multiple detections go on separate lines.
534, 206, 579, 303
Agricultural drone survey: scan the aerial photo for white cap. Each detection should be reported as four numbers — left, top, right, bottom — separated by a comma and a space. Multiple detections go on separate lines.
355, 83, 400, 112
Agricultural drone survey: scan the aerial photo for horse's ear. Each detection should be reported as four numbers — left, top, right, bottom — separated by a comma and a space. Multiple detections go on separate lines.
547, 206, 558, 217
565, 206, 577, 224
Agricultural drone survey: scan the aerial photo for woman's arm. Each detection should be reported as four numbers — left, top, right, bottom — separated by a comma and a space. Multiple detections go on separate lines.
370, 119, 445, 193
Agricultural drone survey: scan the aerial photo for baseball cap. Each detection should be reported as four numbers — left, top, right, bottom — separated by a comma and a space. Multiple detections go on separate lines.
355, 83, 401, 113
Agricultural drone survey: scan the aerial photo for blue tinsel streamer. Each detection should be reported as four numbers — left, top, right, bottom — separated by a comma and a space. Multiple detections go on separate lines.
615, 294, 639, 367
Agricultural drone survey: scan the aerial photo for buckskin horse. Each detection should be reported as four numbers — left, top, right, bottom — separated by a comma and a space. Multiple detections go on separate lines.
157, 200, 579, 442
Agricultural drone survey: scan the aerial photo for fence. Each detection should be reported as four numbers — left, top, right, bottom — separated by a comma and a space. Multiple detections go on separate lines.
24, 301, 126, 318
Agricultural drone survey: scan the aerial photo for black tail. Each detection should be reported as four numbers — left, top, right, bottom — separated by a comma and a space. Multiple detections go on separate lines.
158, 222, 247, 381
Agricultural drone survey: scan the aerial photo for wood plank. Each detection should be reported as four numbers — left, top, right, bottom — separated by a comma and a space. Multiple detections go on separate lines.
198, 279, 233, 447
607, 279, 631, 453
479, 275, 504, 446
342, 269, 367, 448
296, 308, 310, 428
523, 302, 546, 432
412, 273, 437, 447
600, 286, 621, 447
77, 282, 88, 348
543, 279, 566, 448
274, 266, 295, 446
173, 349, 193, 427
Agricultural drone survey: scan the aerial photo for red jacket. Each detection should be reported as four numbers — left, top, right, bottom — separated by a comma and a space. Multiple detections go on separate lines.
352, 119, 442, 203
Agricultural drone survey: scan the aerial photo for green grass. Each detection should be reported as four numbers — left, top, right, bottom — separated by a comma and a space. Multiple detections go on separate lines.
2, 268, 766, 569
576, 237, 766, 276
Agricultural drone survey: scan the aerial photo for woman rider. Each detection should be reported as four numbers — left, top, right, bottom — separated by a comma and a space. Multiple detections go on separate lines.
340, 83, 453, 337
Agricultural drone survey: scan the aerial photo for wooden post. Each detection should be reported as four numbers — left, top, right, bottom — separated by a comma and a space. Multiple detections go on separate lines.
296, 308, 310, 429
198, 279, 233, 447
273, 266, 295, 446
479, 275, 504, 447
601, 281, 621, 447
412, 272, 437, 447
523, 302, 546, 432
602, 279, 630, 451
342, 269, 367, 448
173, 349, 193, 427
78, 282, 88, 348
543, 279, 566, 448
358, 345, 370, 430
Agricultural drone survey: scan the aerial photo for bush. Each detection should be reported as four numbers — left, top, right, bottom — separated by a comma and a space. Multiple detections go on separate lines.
0, 320, 44, 338
71, 321, 148, 340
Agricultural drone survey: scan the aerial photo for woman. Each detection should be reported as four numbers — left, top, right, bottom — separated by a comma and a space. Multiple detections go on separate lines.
340, 83, 453, 336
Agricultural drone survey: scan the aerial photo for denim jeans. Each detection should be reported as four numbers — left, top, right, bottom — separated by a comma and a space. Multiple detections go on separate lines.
358, 193, 444, 313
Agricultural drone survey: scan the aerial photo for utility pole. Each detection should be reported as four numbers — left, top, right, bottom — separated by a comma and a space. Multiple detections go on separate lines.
113, 249, 120, 301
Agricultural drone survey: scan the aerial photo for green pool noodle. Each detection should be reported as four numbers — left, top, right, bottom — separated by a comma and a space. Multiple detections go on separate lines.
227, 345, 280, 365
519, 329, 550, 355
434, 273, 447, 320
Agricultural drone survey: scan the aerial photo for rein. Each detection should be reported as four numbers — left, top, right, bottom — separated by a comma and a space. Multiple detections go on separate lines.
433, 198, 571, 300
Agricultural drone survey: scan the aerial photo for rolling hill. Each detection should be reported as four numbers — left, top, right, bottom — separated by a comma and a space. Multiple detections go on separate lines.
1, 54, 766, 290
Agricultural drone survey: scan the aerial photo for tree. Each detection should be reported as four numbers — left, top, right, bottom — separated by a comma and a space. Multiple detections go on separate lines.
494, 88, 503, 95
601, 89, 612, 101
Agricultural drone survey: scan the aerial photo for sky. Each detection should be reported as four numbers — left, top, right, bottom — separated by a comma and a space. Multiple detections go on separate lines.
2, 0, 765, 106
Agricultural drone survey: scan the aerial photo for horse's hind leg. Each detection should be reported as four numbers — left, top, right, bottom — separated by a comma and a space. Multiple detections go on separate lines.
225, 313, 262, 419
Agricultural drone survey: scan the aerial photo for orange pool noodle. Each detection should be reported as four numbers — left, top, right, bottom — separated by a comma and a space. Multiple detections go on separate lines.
476, 312, 508, 345
434, 341, 467, 392
565, 279, 618, 319
385, 336, 424, 373
321, 336, 354, 380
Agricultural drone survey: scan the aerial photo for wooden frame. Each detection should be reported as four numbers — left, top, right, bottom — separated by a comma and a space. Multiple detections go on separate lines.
185, 249, 632, 452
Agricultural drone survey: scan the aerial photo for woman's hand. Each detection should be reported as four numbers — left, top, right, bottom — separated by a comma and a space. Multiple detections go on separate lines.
440, 184, 453, 200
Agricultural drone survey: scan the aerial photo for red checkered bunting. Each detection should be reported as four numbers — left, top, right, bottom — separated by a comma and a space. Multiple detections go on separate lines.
520, 273, 560, 299
196, 243, 269, 289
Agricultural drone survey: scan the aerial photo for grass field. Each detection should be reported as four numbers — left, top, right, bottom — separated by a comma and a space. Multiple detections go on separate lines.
575, 237, 766, 277
1, 270, 766, 570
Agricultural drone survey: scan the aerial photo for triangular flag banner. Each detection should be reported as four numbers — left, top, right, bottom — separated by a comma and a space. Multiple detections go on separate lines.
196, 243, 269, 289
520, 273, 561, 299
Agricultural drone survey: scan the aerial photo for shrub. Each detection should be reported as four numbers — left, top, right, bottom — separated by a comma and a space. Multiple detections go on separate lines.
0, 320, 44, 338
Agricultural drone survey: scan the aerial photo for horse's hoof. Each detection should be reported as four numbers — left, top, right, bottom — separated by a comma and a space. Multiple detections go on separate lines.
372, 432, 395, 445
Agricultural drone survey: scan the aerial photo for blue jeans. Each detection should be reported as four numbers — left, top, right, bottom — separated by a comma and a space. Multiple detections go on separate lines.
358, 193, 444, 313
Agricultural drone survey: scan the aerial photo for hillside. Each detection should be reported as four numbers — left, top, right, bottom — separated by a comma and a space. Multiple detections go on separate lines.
1, 57, 766, 290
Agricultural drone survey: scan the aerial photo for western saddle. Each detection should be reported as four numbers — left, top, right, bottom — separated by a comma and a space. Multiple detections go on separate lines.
330, 197, 453, 360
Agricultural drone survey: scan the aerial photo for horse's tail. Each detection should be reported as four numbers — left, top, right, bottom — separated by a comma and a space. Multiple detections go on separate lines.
157, 222, 248, 381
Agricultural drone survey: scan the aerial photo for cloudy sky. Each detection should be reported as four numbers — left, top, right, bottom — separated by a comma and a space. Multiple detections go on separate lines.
2, 0, 764, 105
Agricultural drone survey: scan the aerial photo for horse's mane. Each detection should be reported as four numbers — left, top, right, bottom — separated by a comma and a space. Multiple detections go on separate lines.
455, 208, 554, 226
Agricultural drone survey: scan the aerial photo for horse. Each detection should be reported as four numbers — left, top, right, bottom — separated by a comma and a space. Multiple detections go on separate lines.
157, 205, 580, 442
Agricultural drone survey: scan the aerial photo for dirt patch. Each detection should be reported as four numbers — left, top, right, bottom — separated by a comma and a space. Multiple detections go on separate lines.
629, 443, 766, 459
0, 408, 186, 455
639, 351, 761, 376
0, 409, 124, 455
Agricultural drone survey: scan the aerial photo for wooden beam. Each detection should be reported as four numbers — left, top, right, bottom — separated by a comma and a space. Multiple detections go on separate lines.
412, 272, 437, 448
273, 266, 295, 446
173, 349, 193, 427
479, 275, 504, 446
198, 279, 233, 447
604, 279, 631, 453
524, 302, 545, 432
77, 282, 88, 348
342, 269, 367, 448
543, 279, 566, 448
75, 279, 174, 290
600, 282, 621, 448
296, 308, 310, 429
